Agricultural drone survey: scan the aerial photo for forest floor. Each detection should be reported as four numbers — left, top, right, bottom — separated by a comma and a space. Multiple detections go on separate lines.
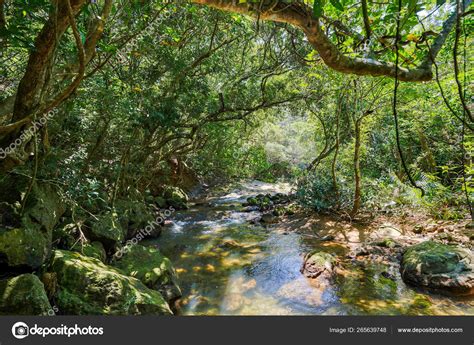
273, 208, 474, 253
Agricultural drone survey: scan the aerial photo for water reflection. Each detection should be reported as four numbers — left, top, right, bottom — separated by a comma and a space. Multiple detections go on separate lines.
146, 183, 474, 316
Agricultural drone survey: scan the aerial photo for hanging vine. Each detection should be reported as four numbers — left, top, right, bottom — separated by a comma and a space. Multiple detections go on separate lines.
392, 0, 425, 197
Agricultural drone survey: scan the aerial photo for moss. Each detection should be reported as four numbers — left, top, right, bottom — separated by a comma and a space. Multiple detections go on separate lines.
246, 197, 258, 206
401, 241, 473, 296
411, 294, 432, 310
0, 274, 52, 315
375, 238, 399, 249
163, 186, 188, 202
72, 241, 106, 262
0, 176, 65, 269
112, 245, 181, 302
0, 227, 50, 268
301, 251, 336, 279
161, 186, 188, 210
88, 211, 125, 248
48, 250, 172, 315
272, 206, 285, 216
115, 200, 156, 239
402, 241, 463, 275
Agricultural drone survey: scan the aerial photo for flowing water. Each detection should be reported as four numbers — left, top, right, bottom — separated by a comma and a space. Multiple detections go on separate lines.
146, 181, 474, 316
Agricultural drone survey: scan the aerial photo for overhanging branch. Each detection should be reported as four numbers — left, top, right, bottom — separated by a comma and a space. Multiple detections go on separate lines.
191, 0, 472, 82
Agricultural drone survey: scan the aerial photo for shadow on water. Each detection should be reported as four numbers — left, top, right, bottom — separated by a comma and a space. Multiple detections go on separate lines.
145, 182, 474, 315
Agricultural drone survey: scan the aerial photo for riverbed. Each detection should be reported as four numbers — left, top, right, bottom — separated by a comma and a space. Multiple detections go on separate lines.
146, 181, 474, 315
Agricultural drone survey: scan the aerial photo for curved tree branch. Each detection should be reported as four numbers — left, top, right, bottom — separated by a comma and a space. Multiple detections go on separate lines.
191, 0, 472, 82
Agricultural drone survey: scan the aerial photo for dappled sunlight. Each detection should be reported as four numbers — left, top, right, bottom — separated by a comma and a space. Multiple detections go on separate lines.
144, 182, 474, 316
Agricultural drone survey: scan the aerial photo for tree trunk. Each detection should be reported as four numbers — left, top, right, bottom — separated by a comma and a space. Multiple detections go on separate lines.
417, 127, 436, 173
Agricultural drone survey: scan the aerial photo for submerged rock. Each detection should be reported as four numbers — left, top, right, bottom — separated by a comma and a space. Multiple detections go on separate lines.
0, 274, 52, 315
301, 251, 336, 280
112, 245, 181, 303
0, 176, 65, 269
47, 250, 172, 315
400, 241, 474, 296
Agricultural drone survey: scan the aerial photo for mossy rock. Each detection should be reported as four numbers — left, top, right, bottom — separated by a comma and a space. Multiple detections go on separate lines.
284, 204, 297, 215
162, 186, 188, 210
47, 250, 172, 315
246, 197, 258, 206
0, 274, 53, 315
88, 211, 126, 249
115, 200, 157, 239
401, 241, 474, 296
375, 238, 400, 249
301, 251, 336, 279
71, 241, 106, 262
112, 245, 181, 303
272, 206, 286, 217
272, 204, 297, 216
0, 227, 51, 269
0, 176, 65, 269
245, 193, 291, 211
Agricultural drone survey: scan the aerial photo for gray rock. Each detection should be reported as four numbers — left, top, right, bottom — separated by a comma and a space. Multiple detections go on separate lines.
400, 241, 474, 296
301, 251, 336, 280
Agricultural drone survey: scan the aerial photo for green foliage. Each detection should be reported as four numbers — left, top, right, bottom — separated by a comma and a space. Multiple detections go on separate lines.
0, 0, 471, 222
297, 173, 353, 211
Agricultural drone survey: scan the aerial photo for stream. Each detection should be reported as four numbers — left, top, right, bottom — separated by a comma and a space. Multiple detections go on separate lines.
146, 181, 474, 315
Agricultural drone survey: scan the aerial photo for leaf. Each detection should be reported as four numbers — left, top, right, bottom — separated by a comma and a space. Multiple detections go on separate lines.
330, 0, 343, 11
313, 0, 323, 17
407, 33, 417, 42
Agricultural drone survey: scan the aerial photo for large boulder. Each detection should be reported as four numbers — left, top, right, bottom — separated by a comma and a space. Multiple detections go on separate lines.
401, 241, 474, 296
46, 250, 172, 315
0, 274, 53, 315
301, 251, 336, 280
112, 245, 181, 303
0, 175, 65, 269
87, 211, 126, 249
